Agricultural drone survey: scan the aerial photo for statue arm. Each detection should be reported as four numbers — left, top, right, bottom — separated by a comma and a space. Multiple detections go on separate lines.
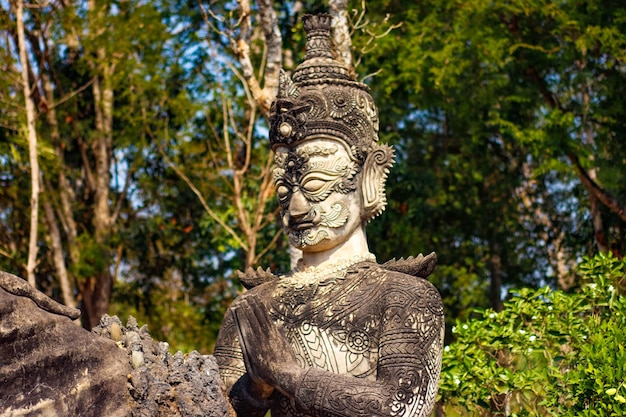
213, 306, 273, 416
286, 282, 445, 417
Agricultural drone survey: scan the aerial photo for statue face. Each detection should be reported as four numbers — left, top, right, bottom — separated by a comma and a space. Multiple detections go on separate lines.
273, 138, 363, 252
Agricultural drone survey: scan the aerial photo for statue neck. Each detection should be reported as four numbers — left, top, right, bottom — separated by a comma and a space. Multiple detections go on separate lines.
299, 226, 370, 270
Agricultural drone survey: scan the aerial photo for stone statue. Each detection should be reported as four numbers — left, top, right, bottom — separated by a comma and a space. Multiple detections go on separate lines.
214, 13, 444, 417
0, 270, 233, 417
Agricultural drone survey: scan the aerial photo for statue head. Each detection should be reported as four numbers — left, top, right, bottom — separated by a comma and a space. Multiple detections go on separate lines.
269, 14, 394, 252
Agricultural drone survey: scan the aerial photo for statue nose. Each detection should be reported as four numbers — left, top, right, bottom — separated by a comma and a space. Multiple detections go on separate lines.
288, 189, 310, 220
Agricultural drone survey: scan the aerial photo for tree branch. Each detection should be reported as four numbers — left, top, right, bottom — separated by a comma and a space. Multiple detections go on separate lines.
151, 127, 249, 252
49, 77, 96, 109
568, 153, 626, 223
0, 247, 13, 259
158, 144, 249, 252
254, 228, 282, 265
110, 161, 134, 226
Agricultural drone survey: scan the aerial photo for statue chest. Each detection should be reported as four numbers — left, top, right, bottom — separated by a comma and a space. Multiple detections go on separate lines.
267, 266, 383, 378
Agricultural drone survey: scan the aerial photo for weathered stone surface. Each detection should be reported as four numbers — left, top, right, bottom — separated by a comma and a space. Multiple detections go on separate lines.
94, 315, 234, 417
0, 272, 131, 417
0, 271, 233, 417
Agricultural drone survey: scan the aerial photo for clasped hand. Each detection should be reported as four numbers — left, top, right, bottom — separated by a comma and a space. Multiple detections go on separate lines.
233, 294, 303, 397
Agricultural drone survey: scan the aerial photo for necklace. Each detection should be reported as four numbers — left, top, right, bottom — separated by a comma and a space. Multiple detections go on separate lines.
270, 252, 376, 317
290, 252, 376, 283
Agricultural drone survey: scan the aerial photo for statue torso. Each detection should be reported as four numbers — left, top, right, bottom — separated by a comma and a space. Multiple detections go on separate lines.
270, 262, 382, 378
265, 262, 383, 416
215, 260, 444, 417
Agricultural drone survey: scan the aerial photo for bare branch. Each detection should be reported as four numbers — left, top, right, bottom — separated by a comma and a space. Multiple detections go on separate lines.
253, 228, 283, 265
203, 109, 228, 185
110, 161, 135, 226
155, 140, 249, 252
49, 77, 95, 109
568, 153, 626, 223
224, 103, 252, 238
348, 3, 402, 72
24, 0, 51, 9
252, 152, 275, 229
238, 103, 256, 175
221, 90, 234, 169
225, 60, 255, 109
199, 0, 281, 117
77, 137, 96, 191
0, 247, 14, 259
360, 68, 382, 83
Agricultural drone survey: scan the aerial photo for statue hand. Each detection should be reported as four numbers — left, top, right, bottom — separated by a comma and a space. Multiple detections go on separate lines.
233, 294, 302, 396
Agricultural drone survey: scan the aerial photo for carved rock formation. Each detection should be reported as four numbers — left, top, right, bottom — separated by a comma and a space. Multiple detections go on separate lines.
93, 315, 234, 417
0, 271, 233, 417
0, 272, 131, 417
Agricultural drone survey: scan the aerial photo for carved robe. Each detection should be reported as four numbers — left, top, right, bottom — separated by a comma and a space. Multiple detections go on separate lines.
214, 261, 444, 417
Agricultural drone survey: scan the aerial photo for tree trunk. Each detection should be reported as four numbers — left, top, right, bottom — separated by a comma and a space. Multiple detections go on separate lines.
79, 0, 115, 329
329, 0, 352, 68
554, 234, 575, 290
586, 162, 608, 253
41, 71, 81, 309
42, 72, 80, 266
42, 189, 77, 310
81, 74, 114, 330
15, 0, 40, 287
516, 164, 576, 290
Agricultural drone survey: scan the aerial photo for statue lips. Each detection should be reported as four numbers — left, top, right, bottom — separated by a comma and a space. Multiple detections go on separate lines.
288, 220, 316, 232
287, 209, 319, 233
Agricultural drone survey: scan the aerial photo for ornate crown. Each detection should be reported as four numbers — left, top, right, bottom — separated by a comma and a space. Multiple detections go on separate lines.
268, 14, 379, 163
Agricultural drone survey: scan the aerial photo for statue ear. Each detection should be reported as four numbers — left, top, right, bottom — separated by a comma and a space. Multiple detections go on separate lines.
361, 143, 395, 222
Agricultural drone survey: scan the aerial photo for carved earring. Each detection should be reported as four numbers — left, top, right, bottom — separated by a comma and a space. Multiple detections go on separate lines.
361, 143, 395, 222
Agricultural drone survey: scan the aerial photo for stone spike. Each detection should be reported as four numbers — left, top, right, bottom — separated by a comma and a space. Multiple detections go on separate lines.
237, 266, 278, 290
382, 252, 437, 278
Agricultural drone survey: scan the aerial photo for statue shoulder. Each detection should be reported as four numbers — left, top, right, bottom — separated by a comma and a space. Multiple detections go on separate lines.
227, 271, 280, 313
372, 257, 444, 317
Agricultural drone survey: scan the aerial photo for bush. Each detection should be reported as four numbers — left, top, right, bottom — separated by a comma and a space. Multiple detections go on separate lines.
439, 252, 626, 416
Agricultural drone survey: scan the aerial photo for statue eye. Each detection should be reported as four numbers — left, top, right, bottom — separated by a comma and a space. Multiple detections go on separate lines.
301, 179, 326, 193
276, 185, 291, 201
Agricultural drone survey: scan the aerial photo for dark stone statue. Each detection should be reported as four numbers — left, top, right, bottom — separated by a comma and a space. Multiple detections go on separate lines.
0, 271, 233, 417
214, 14, 445, 417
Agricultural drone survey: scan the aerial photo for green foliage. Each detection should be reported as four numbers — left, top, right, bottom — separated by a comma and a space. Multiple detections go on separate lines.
71, 235, 108, 284
111, 275, 228, 354
3, 0, 625, 353
440, 252, 626, 416
359, 0, 626, 328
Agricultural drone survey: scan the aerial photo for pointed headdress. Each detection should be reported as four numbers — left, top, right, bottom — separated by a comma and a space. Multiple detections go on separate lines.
269, 14, 380, 163
269, 13, 394, 220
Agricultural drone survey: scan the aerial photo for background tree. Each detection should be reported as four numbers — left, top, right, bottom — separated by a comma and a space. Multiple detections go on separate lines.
359, 0, 626, 329
0, 0, 193, 329
1, 0, 624, 356
439, 252, 626, 416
